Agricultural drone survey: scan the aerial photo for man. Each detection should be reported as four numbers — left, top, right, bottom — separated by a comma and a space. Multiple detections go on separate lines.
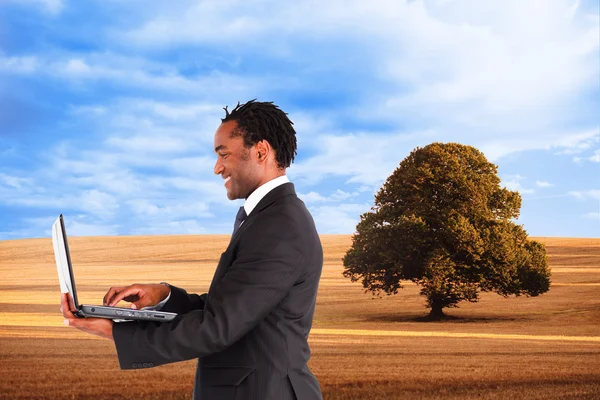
60, 100, 324, 400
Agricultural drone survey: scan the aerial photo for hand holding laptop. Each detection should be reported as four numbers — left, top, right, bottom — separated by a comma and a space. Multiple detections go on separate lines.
60, 292, 114, 340
103, 283, 171, 309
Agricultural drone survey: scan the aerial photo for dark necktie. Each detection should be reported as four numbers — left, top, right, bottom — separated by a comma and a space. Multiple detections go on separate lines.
232, 206, 247, 236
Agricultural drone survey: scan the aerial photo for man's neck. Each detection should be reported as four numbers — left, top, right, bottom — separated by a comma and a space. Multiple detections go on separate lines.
254, 170, 286, 189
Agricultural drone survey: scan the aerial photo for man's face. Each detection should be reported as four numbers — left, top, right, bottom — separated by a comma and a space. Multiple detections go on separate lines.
213, 120, 262, 200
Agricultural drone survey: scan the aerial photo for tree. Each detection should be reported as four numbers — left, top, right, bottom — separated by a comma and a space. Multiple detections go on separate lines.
343, 142, 551, 318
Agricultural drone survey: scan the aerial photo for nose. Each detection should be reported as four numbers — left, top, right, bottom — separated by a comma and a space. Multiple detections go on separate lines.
214, 158, 224, 175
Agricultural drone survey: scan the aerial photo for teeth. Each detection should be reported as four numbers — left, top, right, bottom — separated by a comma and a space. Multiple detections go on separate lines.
224, 177, 231, 184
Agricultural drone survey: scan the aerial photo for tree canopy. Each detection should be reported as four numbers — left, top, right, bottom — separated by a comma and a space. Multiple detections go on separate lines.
343, 142, 551, 318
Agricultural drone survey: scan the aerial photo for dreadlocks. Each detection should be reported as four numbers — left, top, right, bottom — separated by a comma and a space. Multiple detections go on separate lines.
222, 99, 297, 169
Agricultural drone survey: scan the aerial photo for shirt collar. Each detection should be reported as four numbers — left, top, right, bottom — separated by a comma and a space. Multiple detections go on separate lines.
243, 175, 290, 216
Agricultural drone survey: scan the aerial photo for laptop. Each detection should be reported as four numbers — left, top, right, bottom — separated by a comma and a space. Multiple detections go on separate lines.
52, 214, 177, 322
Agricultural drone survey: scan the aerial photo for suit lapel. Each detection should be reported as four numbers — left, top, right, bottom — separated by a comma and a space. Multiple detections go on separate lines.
207, 183, 296, 296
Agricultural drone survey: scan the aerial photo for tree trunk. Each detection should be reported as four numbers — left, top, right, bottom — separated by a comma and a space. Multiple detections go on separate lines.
429, 300, 445, 319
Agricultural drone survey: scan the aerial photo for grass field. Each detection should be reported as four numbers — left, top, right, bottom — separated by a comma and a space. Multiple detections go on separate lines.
0, 235, 599, 399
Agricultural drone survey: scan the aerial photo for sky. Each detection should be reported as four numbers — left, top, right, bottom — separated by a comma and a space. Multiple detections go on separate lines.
0, 0, 598, 239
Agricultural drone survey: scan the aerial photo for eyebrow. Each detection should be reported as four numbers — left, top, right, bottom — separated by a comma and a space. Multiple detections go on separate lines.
214, 145, 227, 153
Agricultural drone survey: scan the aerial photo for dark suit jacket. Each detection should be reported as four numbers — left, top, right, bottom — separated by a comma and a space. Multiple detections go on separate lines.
113, 183, 324, 400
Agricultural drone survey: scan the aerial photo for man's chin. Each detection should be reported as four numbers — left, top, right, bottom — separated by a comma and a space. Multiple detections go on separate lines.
226, 187, 249, 200
226, 190, 241, 201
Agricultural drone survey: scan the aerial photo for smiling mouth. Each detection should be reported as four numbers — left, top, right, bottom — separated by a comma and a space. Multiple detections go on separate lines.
224, 176, 231, 186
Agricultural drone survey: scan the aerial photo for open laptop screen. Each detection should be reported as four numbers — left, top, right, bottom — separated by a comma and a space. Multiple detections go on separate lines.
52, 214, 80, 308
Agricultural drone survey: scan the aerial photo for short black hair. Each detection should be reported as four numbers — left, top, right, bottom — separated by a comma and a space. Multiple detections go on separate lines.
222, 99, 297, 169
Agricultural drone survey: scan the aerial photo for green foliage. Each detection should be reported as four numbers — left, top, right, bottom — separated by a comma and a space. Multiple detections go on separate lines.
343, 142, 551, 317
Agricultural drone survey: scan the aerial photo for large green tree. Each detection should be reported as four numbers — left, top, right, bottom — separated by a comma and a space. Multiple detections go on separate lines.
343, 142, 551, 318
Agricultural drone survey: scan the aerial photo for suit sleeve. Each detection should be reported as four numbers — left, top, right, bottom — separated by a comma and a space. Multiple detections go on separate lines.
158, 285, 207, 314
112, 216, 304, 369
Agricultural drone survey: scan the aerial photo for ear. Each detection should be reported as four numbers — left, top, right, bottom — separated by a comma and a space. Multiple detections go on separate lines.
256, 140, 271, 161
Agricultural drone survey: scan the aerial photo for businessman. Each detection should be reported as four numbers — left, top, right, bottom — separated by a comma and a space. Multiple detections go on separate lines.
61, 100, 324, 399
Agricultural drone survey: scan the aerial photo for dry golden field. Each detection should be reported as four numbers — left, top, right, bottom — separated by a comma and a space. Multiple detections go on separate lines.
0, 235, 599, 399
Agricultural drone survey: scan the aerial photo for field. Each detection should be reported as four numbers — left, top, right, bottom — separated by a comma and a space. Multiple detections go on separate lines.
0, 235, 599, 399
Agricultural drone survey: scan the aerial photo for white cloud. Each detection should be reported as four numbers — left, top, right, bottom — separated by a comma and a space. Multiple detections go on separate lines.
0, 216, 57, 238
124, 0, 598, 163
140, 101, 216, 121
556, 129, 600, 155
66, 173, 140, 196
0, 180, 121, 219
308, 203, 372, 234
122, 2, 267, 46
47, 54, 265, 97
502, 174, 535, 195
480, 128, 599, 161
377, 0, 598, 123
330, 190, 355, 201
117, 1, 598, 136
168, 156, 216, 177
105, 135, 191, 154
299, 192, 329, 203
299, 189, 357, 203
7, 0, 597, 163
358, 185, 377, 193
126, 199, 213, 219
69, 105, 107, 116
0, 196, 63, 209
64, 58, 93, 76
66, 221, 120, 237
583, 212, 600, 221
289, 112, 334, 144
45, 145, 225, 204
0, 173, 32, 189
79, 190, 119, 219
57, 100, 225, 177
0, 108, 227, 229
290, 130, 433, 186
569, 190, 600, 200
0, 51, 262, 100
0, 215, 119, 238
536, 181, 554, 188
0, 55, 38, 74
588, 149, 600, 162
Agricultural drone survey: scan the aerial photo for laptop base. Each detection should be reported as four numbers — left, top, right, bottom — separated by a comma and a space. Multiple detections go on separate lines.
79, 305, 177, 322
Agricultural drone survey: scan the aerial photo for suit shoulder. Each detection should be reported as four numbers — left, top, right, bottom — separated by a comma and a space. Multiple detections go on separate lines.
247, 194, 314, 234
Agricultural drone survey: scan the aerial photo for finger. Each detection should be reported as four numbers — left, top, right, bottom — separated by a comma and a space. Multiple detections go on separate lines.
64, 316, 84, 329
61, 294, 76, 318
65, 293, 77, 314
130, 295, 159, 310
66, 292, 77, 312
107, 287, 141, 306
103, 286, 125, 306
108, 286, 142, 307
122, 294, 141, 303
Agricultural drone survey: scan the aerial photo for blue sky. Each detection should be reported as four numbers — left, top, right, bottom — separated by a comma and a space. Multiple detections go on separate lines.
0, 0, 598, 239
